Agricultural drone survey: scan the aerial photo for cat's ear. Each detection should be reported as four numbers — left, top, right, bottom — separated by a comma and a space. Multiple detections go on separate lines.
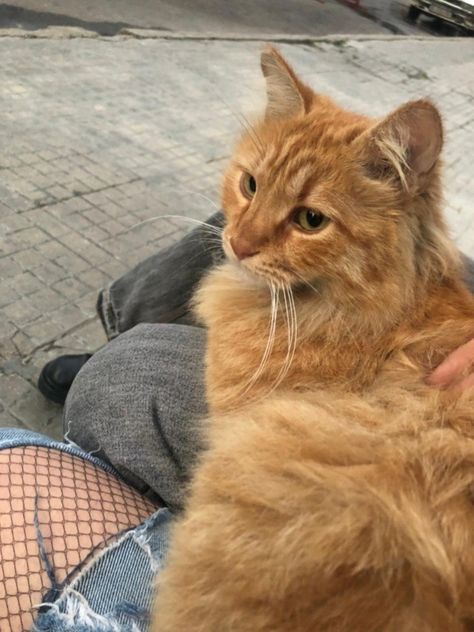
357, 99, 443, 189
260, 46, 313, 119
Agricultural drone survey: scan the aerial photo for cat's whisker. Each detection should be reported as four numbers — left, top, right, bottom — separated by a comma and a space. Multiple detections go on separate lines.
213, 281, 278, 411
294, 273, 320, 296
203, 83, 265, 158
268, 286, 293, 392
237, 112, 265, 157
234, 112, 262, 156
287, 286, 298, 374
120, 214, 224, 237
183, 235, 224, 249
240, 281, 278, 396
284, 263, 363, 354
267, 284, 298, 396
278, 264, 321, 297
281, 286, 294, 380
161, 215, 224, 236
178, 248, 223, 269
288, 286, 298, 369
174, 189, 221, 212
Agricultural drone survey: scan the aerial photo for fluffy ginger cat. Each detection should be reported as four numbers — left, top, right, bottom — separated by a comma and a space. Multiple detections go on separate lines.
152, 47, 474, 632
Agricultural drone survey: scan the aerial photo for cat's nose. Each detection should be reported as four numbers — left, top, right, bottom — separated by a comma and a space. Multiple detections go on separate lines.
230, 237, 259, 261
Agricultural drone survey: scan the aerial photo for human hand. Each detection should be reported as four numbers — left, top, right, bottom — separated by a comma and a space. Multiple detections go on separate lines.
427, 338, 474, 391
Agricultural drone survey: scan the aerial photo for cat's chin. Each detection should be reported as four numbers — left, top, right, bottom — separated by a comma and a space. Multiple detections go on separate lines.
224, 259, 269, 289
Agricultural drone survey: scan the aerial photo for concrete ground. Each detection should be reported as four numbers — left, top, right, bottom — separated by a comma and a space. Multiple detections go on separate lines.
0, 30, 473, 439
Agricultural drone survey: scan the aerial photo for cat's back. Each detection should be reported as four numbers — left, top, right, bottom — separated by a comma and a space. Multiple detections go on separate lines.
156, 388, 474, 632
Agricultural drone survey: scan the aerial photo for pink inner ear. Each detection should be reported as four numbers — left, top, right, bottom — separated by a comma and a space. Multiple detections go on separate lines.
355, 100, 443, 187
402, 102, 443, 175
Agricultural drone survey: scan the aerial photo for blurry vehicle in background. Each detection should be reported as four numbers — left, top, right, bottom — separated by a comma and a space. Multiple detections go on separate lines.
408, 0, 474, 33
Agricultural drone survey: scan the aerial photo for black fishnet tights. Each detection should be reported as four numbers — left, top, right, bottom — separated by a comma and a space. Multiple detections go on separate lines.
0, 446, 158, 632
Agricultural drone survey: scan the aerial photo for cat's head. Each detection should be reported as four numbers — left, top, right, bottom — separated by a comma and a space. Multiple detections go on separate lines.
221, 47, 457, 317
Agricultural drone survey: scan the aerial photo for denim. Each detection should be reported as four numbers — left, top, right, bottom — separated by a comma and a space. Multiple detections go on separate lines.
33, 509, 172, 632
65, 323, 207, 511
67, 213, 226, 510
68, 216, 474, 512
95, 212, 474, 341
0, 427, 118, 476
97, 211, 225, 340
7, 214, 472, 631
0, 428, 171, 632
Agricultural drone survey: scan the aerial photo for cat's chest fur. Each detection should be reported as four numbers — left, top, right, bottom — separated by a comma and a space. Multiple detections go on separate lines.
194, 264, 405, 413
195, 264, 474, 417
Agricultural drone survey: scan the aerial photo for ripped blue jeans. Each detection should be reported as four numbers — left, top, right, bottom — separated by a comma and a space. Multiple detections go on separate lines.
0, 428, 172, 632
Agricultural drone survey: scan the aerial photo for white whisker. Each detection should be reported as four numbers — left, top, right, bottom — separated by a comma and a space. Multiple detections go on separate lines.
275, 286, 293, 385
120, 214, 224, 237
266, 284, 298, 396
295, 273, 320, 296
237, 112, 265, 156
198, 80, 265, 157
175, 189, 221, 212
279, 264, 321, 297
288, 286, 298, 372
240, 281, 278, 395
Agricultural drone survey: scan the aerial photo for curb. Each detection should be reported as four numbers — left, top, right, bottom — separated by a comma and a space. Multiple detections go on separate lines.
0, 26, 452, 42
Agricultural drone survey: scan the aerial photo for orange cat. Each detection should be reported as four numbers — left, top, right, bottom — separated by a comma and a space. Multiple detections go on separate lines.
152, 47, 474, 631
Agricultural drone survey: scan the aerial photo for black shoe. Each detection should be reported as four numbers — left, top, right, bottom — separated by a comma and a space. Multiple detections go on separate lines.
38, 353, 92, 405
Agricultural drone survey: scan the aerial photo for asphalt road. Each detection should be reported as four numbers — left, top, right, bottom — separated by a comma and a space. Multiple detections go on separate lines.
0, 0, 390, 35
363, 0, 470, 36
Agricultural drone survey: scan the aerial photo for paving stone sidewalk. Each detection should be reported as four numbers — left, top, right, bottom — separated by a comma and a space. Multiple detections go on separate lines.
0, 33, 473, 438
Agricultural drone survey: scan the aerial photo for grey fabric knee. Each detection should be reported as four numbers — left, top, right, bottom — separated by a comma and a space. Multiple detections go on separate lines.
67, 254, 474, 512
64, 323, 207, 511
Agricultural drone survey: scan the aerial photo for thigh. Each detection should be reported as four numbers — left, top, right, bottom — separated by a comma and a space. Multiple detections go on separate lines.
65, 323, 207, 510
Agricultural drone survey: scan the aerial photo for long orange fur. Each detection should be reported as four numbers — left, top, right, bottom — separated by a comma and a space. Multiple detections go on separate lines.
152, 47, 474, 631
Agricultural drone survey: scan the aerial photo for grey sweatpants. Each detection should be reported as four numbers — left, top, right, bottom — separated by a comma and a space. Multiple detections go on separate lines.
65, 211, 474, 511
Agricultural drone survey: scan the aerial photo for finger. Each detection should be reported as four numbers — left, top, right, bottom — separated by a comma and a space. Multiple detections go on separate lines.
453, 372, 474, 393
427, 338, 474, 386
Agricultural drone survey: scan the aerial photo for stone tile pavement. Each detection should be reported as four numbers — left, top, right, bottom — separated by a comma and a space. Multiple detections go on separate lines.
0, 33, 473, 438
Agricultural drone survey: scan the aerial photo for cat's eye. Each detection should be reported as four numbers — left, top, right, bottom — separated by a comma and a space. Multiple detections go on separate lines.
240, 173, 257, 199
293, 207, 329, 232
